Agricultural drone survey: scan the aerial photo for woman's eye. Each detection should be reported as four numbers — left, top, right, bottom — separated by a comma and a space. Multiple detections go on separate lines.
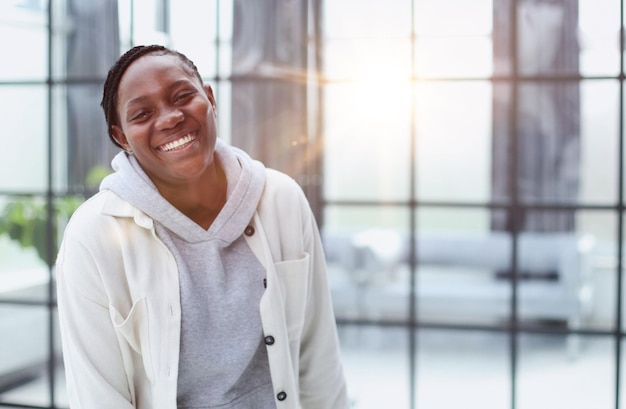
175, 92, 194, 104
130, 111, 150, 122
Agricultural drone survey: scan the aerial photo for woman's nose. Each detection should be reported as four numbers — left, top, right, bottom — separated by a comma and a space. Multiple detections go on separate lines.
156, 108, 184, 129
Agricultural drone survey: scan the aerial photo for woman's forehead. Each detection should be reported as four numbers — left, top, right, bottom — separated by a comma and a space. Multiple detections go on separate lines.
119, 55, 198, 94
116, 55, 201, 111
123, 54, 192, 82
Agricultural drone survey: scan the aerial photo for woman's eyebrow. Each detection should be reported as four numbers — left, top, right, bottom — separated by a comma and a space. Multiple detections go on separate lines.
125, 95, 150, 110
168, 79, 196, 91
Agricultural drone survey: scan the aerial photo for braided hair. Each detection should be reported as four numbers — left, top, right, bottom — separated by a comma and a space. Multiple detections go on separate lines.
101, 45, 203, 148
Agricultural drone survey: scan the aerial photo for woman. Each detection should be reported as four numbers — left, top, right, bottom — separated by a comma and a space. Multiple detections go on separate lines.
56, 45, 348, 409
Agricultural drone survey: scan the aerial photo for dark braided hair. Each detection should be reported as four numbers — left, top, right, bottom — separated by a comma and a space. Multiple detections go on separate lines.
101, 45, 204, 148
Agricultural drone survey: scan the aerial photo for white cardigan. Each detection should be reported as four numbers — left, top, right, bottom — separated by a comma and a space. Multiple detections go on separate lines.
56, 169, 348, 409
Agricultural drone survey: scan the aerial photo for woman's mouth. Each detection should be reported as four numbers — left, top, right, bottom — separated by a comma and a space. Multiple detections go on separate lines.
158, 134, 197, 152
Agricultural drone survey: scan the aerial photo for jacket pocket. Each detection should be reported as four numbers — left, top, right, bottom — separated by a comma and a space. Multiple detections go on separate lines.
109, 298, 154, 383
274, 253, 310, 339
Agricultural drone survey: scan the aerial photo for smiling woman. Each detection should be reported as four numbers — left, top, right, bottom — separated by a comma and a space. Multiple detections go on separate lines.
103, 50, 221, 225
55, 45, 348, 409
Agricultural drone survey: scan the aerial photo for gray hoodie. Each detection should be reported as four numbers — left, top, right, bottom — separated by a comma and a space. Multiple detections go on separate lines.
100, 138, 276, 408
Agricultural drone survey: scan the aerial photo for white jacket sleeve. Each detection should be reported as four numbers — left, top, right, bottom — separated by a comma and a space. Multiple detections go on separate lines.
297, 198, 349, 408
56, 236, 135, 408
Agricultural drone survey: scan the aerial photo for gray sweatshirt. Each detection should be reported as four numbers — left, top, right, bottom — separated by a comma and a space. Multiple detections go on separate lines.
100, 139, 277, 408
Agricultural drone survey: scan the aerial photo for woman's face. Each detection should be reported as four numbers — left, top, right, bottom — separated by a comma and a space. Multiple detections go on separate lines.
111, 54, 218, 189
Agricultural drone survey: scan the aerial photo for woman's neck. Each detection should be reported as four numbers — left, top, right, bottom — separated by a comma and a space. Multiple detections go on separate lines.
157, 162, 227, 229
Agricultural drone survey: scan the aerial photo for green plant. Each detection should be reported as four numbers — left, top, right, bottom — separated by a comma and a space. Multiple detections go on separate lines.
0, 196, 83, 264
0, 166, 111, 265
85, 165, 113, 189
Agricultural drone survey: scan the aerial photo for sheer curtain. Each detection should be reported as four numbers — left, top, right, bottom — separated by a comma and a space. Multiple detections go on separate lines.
492, 0, 580, 232
230, 0, 311, 183
66, 0, 120, 190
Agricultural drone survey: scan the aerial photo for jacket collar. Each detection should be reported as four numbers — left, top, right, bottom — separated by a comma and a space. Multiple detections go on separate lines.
100, 191, 154, 230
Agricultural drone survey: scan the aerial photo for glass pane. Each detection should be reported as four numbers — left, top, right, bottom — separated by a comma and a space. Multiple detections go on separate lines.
418, 207, 492, 232
623, 82, 626, 203
0, 304, 50, 407
493, 79, 616, 205
56, 84, 116, 193
324, 82, 411, 201
324, 206, 410, 321
230, 80, 307, 179
577, 211, 616, 331
130, 0, 168, 46
0, 85, 48, 192
415, 81, 492, 202
414, 0, 492, 78
219, 0, 234, 41
170, 0, 218, 78
339, 326, 410, 409
491, 83, 511, 205
50, 0, 65, 81
515, 82, 582, 204
219, 40, 232, 78
580, 0, 620, 76
230, 0, 307, 79
217, 1, 233, 76
414, 0, 493, 38
414, 37, 493, 79
516, 1, 580, 77
322, 0, 411, 79
216, 81, 232, 144
517, 334, 614, 409
617, 338, 626, 409
0, 2, 48, 81
619, 211, 626, 332
324, 38, 412, 81
0, 195, 50, 303
0, 194, 83, 303
517, 210, 615, 333
494, 1, 596, 77
415, 329, 510, 409
416, 208, 511, 324
581, 80, 618, 204
57, 2, 118, 82
118, 0, 132, 50
52, 85, 69, 193
324, 0, 412, 39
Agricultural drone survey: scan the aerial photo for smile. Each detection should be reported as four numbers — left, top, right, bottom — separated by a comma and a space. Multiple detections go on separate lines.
158, 134, 196, 152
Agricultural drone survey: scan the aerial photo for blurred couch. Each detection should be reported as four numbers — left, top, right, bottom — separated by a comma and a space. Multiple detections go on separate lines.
324, 229, 595, 343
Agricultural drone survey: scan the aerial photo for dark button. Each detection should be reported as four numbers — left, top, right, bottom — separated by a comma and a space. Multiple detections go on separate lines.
265, 335, 275, 345
244, 225, 255, 236
277, 391, 287, 401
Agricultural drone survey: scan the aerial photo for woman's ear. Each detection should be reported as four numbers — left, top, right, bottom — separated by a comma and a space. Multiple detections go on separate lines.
204, 84, 217, 112
111, 125, 131, 151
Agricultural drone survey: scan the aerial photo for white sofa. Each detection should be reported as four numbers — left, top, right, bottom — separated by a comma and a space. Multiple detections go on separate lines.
324, 229, 595, 338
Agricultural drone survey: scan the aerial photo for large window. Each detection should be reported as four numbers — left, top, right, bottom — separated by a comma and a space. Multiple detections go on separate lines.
322, 1, 625, 408
0, 1, 624, 408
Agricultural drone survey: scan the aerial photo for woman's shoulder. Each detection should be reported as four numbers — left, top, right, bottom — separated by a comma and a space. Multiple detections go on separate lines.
261, 168, 311, 212
265, 168, 299, 188
263, 168, 306, 199
63, 190, 136, 238
259, 168, 314, 225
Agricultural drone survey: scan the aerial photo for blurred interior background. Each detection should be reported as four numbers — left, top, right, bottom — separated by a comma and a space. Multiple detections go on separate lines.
0, 0, 625, 408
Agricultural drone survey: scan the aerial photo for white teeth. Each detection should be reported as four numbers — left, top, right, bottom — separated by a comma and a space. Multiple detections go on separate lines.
159, 134, 195, 152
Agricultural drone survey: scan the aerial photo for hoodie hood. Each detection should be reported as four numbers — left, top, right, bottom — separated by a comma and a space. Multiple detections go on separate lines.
100, 138, 266, 246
